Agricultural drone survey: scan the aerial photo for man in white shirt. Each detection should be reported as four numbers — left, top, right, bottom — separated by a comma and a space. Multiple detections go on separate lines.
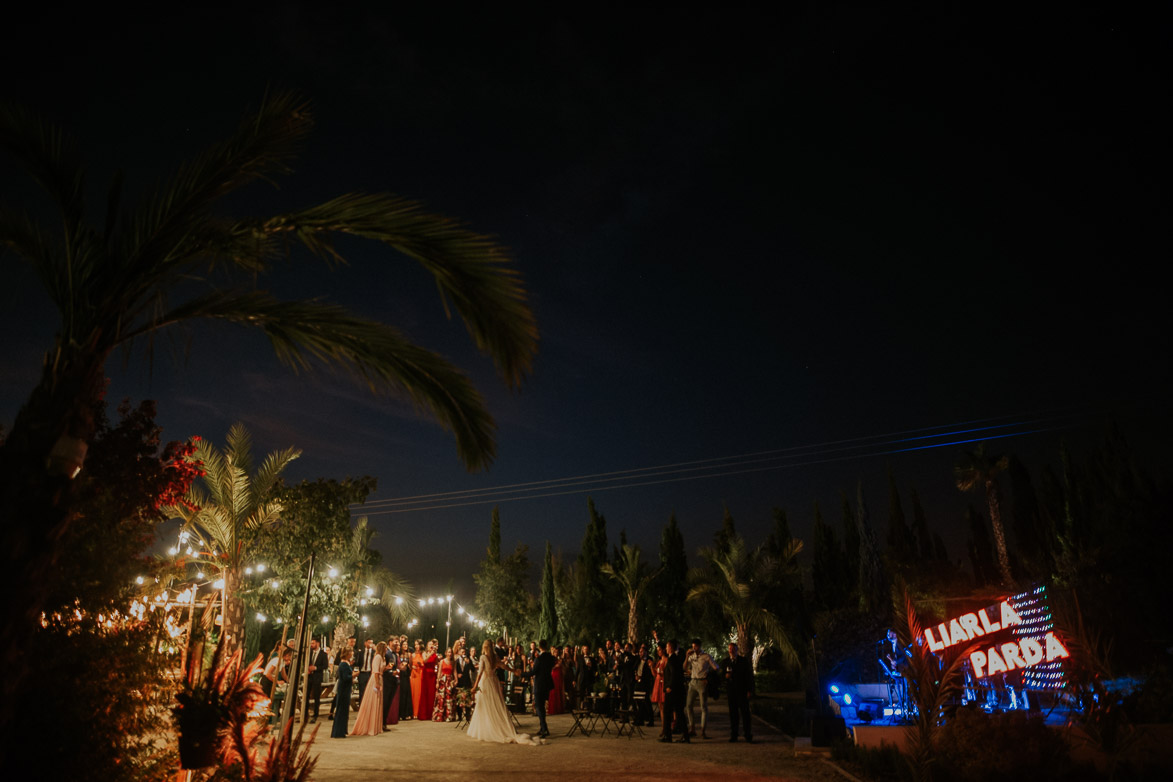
684, 638, 718, 739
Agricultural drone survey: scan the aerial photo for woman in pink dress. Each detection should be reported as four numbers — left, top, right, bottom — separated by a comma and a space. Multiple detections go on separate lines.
547, 647, 565, 715
416, 639, 439, 720
352, 641, 386, 736
432, 647, 456, 721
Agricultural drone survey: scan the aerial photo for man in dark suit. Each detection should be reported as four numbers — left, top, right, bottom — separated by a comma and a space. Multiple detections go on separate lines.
494, 638, 509, 684
617, 642, 637, 707
306, 638, 329, 722
721, 642, 755, 742
660, 639, 688, 743
531, 639, 557, 738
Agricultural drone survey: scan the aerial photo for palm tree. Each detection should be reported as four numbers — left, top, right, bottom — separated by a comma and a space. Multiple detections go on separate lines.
687, 535, 802, 665
329, 516, 415, 651
955, 446, 1013, 586
0, 94, 536, 710
601, 543, 660, 644
169, 424, 299, 652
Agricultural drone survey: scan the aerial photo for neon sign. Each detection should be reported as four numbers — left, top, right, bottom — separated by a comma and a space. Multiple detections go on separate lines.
922, 585, 1068, 685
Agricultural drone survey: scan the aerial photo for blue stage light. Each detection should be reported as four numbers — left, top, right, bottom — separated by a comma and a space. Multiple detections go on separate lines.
829, 684, 840, 694
844, 693, 853, 706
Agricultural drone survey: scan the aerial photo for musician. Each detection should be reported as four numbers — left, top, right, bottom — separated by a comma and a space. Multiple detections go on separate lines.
878, 628, 910, 720
880, 628, 909, 673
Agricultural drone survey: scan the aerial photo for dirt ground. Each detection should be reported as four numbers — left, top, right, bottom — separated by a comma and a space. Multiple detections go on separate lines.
298, 699, 850, 781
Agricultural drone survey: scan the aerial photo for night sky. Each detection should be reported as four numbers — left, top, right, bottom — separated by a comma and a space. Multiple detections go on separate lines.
2, 7, 1168, 599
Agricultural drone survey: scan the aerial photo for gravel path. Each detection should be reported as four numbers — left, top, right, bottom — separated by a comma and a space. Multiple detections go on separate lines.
298, 700, 847, 781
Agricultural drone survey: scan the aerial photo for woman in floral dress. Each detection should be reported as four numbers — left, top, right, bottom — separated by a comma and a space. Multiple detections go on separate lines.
432, 647, 457, 721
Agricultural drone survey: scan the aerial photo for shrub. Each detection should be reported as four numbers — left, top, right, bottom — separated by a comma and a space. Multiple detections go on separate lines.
935, 707, 1073, 782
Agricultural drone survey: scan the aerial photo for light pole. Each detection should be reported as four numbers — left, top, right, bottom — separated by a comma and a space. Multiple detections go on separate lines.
445, 595, 453, 649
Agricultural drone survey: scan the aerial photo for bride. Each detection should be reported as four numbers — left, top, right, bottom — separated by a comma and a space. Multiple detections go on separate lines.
467, 639, 542, 745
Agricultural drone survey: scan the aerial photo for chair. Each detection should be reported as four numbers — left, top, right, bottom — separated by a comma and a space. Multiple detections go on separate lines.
613, 703, 644, 739
507, 682, 527, 729
567, 705, 592, 737
454, 701, 473, 730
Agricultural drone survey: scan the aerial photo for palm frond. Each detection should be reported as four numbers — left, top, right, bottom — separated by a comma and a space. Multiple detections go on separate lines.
120, 92, 312, 284
140, 292, 498, 470
244, 501, 285, 535
0, 208, 65, 302
226, 423, 254, 479
0, 103, 87, 238
251, 447, 301, 507
255, 192, 538, 387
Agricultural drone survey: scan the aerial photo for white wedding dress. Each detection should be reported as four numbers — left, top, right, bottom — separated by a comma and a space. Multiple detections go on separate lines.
466, 656, 542, 745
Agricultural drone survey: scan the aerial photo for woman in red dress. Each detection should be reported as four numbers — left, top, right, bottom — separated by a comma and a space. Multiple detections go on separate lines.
409, 639, 424, 719
651, 642, 667, 730
547, 647, 565, 715
432, 647, 457, 721
417, 639, 439, 720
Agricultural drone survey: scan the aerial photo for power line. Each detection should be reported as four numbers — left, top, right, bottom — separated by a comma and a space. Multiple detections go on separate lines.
353, 409, 1088, 516
356, 411, 1073, 508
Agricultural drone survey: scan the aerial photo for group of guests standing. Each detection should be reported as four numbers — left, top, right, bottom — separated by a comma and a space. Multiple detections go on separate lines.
329, 635, 481, 738
653, 638, 756, 743
310, 631, 757, 743
487, 634, 756, 744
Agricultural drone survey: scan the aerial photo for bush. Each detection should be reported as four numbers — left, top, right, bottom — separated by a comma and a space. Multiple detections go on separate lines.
831, 741, 909, 781
935, 707, 1075, 782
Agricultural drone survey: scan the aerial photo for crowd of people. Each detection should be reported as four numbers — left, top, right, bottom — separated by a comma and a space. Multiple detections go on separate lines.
262, 630, 758, 744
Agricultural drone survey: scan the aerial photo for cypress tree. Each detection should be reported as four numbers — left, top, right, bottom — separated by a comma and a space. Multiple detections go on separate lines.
812, 501, 846, 610
539, 541, 558, 643
572, 497, 611, 643
714, 505, 737, 554
653, 512, 689, 643
966, 504, 996, 587
856, 481, 887, 614
766, 507, 792, 557
839, 492, 860, 596
909, 487, 933, 561
886, 473, 914, 562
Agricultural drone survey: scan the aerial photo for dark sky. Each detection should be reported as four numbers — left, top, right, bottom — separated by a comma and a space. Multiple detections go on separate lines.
2, 6, 1168, 600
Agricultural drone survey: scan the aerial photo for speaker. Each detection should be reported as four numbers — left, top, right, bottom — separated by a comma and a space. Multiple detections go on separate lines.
810, 715, 847, 746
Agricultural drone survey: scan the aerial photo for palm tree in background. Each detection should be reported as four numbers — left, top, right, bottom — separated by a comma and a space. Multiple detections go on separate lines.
601, 543, 660, 644
955, 446, 1013, 586
331, 516, 416, 652
687, 535, 802, 666
169, 424, 299, 653
0, 93, 537, 730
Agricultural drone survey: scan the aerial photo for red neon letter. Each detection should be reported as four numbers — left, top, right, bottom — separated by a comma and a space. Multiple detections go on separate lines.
924, 627, 945, 653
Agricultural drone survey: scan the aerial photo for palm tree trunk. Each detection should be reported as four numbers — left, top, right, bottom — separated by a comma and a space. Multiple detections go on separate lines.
222, 567, 246, 653
627, 596, 639, 644
985, 480, 1013, 586
0, 347, 106, 741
